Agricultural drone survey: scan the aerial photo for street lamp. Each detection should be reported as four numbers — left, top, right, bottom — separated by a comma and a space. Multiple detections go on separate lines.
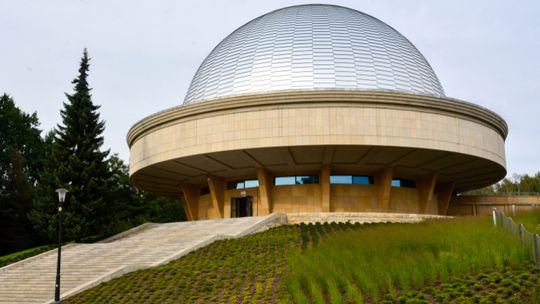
54, 188, 68, 304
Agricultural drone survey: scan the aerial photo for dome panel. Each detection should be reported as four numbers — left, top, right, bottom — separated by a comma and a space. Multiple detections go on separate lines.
184, 4, 444, 104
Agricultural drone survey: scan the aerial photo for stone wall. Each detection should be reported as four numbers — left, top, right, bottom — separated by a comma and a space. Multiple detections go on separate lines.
286, 212, 449, 224
448, 195, 540, 216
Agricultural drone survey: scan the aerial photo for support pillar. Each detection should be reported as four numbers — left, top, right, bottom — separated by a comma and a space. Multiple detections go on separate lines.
181, 185, 199, 221
321, 165, 331, 212
256, 167, 272, 215
435, 182, 455, 215
375, 167, 393, 211
417, 173, 437, 214
208, 176, 225, 218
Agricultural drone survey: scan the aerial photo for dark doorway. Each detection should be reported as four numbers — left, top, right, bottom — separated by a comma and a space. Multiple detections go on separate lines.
231, 196, 253, 218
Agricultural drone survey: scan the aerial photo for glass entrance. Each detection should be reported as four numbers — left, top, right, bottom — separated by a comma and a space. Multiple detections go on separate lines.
231, 196, 253, 218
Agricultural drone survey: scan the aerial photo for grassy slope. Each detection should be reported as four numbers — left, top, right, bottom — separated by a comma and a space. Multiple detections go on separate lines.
513, 210, 540, 234
285, 218, 538, 303
65, 216, 539, 303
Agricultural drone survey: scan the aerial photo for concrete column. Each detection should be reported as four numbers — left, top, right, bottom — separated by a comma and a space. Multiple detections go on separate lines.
208, 176, 225, 218
256, 167, 272, 215
435, 182, 455, 215
375, 167, 393, 211
181, 185, 199, 221
417, 173, 438, 214
321, 165, 331, 212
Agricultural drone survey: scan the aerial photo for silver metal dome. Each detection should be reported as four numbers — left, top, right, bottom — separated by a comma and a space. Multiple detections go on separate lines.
184, 4, 444, 104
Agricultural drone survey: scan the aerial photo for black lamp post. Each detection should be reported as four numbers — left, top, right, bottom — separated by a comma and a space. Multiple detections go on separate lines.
54, 188, 68, 304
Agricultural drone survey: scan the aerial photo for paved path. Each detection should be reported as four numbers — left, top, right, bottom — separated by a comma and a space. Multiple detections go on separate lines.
0, 214, 284, 304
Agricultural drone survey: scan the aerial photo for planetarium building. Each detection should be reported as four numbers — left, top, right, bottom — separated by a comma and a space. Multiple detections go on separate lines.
127, 4, 507, 220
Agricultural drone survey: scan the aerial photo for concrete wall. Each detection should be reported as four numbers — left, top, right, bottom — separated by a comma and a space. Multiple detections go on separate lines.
448, 195, 540, 216
188, 191, 540, 221
272, 185, 322, 213
331, 184, 378, 212
198, 194, 213, 220
182, 172, 451, 220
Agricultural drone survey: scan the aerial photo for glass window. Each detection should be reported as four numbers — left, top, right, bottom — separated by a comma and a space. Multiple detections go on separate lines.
274, 175, 319, 186
391, 178, 416, 188
227, 181, 243, 190
227, 179, 259, 190
330, 175, 352, 184
274, 176, 295, 186
401, 179, 416, 188
330, 175, 373, 184
352, 176, 374, 185
296, 175, 319, 184
244, 179, 259, 188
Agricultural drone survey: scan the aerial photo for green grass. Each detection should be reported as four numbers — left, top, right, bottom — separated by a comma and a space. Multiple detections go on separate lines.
63, 216, 538, 303
284, 217, 534, 303
512, 209, 540, 234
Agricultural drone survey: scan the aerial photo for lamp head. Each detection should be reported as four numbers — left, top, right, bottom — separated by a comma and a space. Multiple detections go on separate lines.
55, 188, 68, 204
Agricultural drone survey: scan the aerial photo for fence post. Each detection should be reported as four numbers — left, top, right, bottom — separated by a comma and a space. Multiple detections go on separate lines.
492, 208, 497, 227
518, 224, 524, 244
534, 234, 540, 268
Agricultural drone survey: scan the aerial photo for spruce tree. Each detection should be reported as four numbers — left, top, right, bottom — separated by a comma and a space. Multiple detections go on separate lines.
30, 49, 111, 241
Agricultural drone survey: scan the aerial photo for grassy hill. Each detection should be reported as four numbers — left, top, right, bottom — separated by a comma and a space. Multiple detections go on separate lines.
65, 213, 539, 303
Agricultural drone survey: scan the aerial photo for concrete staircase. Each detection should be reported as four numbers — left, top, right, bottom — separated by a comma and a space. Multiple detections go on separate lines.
0, 214, 286, 304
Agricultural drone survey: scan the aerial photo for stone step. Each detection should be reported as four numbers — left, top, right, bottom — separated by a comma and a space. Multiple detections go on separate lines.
0, 213, 285, 303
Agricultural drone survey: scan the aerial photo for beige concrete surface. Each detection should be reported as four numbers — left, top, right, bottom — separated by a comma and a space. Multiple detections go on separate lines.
448, 195, 540, 216
128, 90, 507, 197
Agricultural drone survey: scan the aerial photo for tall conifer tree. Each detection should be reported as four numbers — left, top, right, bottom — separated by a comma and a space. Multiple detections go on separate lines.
30, 49, 111, 241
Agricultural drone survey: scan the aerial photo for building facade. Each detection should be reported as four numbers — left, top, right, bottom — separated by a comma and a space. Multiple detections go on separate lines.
127, 5, 507, 220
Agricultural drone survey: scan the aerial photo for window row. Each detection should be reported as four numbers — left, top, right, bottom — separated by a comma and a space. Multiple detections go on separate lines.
274, 175, 320, 185
199, 175, 417, 194
330, 175, 374, 185
227, 179, 259, 190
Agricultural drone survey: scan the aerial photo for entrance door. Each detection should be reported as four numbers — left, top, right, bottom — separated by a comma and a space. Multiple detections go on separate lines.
231, 196, 253, 218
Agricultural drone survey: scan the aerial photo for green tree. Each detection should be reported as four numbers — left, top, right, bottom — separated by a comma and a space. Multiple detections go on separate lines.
104, 154, 186, 235
464, 172, 540, 195
0, 94, 45, 254
30, 49, 112, 242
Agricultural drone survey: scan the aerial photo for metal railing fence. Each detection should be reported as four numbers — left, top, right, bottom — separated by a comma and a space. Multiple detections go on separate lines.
492, 208, 539, 268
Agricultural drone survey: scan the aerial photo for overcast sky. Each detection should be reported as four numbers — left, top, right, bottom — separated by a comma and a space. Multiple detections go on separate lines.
2, 1, 539, 177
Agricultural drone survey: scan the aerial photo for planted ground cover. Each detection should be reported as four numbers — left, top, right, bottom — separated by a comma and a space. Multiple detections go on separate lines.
64, 215, 538, 303
284, 217, 538, 303
382, 265, 538, 303
64, 225, 299, 303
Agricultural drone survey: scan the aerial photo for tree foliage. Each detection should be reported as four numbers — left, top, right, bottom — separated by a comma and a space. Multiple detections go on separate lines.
0, 94, 45, 254
30, 49, 112, 242
465, 173, 540, 195
105, 154, 186, 236
1, 50, 185, 254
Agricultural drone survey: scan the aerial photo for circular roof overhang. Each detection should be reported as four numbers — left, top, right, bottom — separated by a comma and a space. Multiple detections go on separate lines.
128, 90, 507, 197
